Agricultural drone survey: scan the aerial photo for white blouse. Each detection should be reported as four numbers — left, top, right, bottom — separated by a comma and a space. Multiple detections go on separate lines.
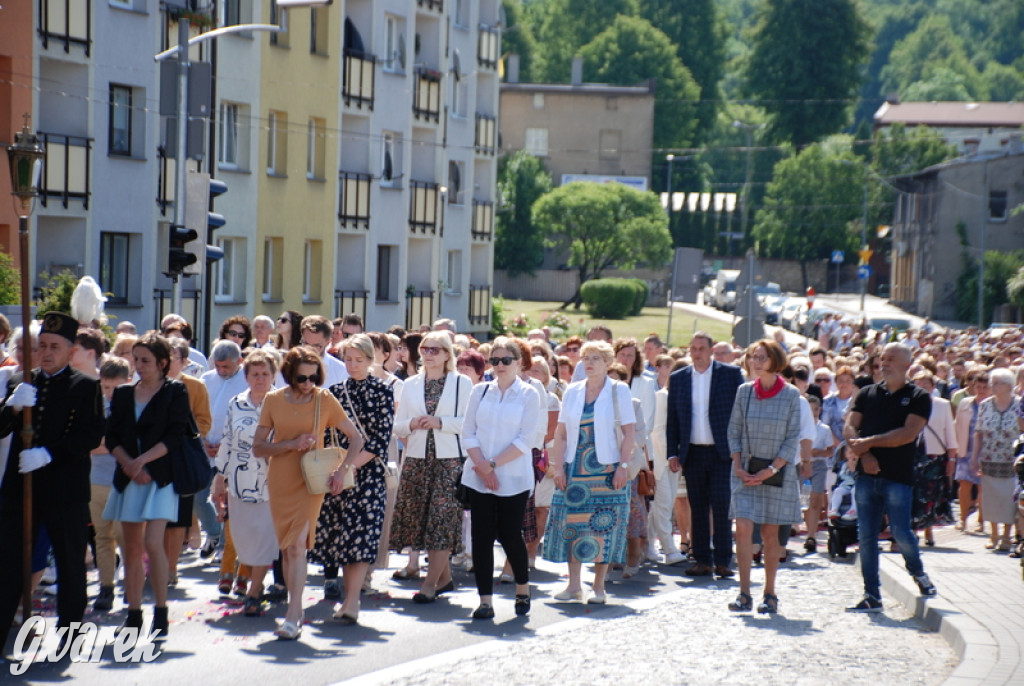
215, 389, 269, 503
460, 378, 542, 497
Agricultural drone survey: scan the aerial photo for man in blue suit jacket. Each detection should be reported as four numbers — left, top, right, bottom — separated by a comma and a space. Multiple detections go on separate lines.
666, 332, 743, 577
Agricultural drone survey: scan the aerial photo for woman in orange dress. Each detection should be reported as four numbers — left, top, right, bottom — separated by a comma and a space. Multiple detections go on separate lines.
253, 346, 364, 640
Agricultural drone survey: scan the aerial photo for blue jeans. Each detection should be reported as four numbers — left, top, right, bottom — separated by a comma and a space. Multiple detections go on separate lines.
192, 484, 222, 542
855, 474, 925, 598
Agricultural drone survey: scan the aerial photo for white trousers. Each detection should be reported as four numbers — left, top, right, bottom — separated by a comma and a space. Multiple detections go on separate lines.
647, 467, 681, 555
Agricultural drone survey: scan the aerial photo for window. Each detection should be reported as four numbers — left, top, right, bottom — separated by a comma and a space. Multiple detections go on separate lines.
262, 237, 283, 300
267, 110, 288, 176
376, 245, 396, 301
303, 240, 323, 301
311, 6, 329, 55
109, 85, 132, 156
524, 127, 548, 157
99, 232, 130, 304
224, 0, 241, 26
453, 0, 468, 27
445, 250, 462, 294
381, 131, 401, 187
452, 71, 468, 118
599, 129, 621, 161
447, 160, 464, 205
306, 117, 326, 180
990, 190, 1008, 221
219, 103, 239, 168
384, 15, 405, 73
269, 1, 289, 47
214, 237, 246, 302
533, 93, 544, 109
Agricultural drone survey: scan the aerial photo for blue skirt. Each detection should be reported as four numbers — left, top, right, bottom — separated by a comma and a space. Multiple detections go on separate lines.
103, 480, 179, 523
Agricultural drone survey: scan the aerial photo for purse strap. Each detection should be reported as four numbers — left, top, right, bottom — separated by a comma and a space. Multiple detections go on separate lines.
312, 388, 341, 448
924, 424, 946, 453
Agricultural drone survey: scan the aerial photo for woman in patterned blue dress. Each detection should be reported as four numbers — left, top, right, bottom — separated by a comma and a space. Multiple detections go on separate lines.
310, 334, 393, 624
543, 341, 635, 604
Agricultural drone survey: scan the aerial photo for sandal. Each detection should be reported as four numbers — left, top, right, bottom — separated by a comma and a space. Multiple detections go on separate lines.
243, 596, 262, 617
392, 567, 421, 581
274, 619, 302, 640
757, 594, 779, 614
728, 592, 753, 612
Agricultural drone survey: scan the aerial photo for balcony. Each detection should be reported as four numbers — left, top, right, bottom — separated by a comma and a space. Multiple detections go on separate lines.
38, 132, 91, 209
342, 50, 376, 110
416, 0, 443, 11
38, 0, 92, 56
475, 114, 497, 155
156, 147, 175, 216
409, 180, 439, 235
472, 200, 494, 240
413, 67, 442, 122
405, 289, 435, 331
338, 171, 372, 229
478, 24, 499, 70
468, 284, 491, 326
334, 289, 369, 322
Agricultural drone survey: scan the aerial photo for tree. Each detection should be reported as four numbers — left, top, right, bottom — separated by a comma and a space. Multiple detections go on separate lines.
880, 15, 984, 100
580, 15, 701, 150
744, 0, 871, 148
0, 252, 20, 306
500, 0, 539, 82
532, 181, 672, 308
495, 151, 553, 277
637, 0, 726, 142
531, 0, 638, 83
751, 144, 865, 288
870, 123, 958, 179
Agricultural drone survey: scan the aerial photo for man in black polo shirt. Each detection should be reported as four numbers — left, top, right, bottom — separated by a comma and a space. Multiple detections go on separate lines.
843, 342, 937, 612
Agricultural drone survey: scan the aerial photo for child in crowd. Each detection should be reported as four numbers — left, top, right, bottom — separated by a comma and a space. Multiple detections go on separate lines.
829, 444, 859, 522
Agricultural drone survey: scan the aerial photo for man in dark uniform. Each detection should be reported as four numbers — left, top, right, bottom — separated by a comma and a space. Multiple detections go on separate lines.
0, 312, 105, 650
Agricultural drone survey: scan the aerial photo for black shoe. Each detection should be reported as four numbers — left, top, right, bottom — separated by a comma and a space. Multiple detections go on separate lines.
200, 537, 220, 559
152, 606, 169, 642
913, 574, 937, 597
846, 594, 883, 613
323, 579, 341, 599
412, 591, 437, 604
94, 585, 115, 612
120, 608, 144, 633
472, 604, 494, 620
757, 594, 779, 614
435, 580, 455, 596
243, 596, 263, 617
514, 594, 531, 616
263, 583, 287, 602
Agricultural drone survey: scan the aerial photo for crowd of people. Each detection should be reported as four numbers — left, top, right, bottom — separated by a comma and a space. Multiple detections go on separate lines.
0, 306, 1021, 649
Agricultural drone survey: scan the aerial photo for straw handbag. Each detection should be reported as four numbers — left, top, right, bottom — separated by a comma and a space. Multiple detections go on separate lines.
300, 390, 347, 494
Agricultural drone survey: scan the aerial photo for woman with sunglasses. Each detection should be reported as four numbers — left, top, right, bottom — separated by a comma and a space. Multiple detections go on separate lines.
390, 332, 473, 603
252, 346, 365, 640
218, 315, 252, 351
274, 310, 303, 351
459, 337, 542, 618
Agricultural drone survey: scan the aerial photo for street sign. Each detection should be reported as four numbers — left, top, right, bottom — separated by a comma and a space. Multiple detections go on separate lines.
857, 264, 872, 280
858, 248, 873, 265
831, 250, 845, 264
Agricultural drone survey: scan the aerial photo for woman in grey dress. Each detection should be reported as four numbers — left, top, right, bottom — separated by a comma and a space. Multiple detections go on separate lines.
726, 339, 802, 614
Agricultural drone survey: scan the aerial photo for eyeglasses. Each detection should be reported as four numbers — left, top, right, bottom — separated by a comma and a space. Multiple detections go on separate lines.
749, 354, 769, 363
566, 347, 580, 353
489, 356, 515, 366
226, 330, 245, 338
420, 346, 443, 355
815, 377, 831, 384
294, 374, 321, 384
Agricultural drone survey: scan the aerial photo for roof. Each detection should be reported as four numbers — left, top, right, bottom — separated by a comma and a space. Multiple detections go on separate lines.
874, 101, 1024, 128
500, 81, 655, 97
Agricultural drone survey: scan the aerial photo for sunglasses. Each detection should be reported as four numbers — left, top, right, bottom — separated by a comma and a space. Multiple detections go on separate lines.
226, 330, 245, 338
294, 374, 321, 384
420, 346, 443, 355
278, 316, 289, 322
489, 356, 515, 366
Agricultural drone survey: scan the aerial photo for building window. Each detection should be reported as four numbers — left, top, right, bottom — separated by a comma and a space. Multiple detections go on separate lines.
224, 0, 241, 26
99, 232, 130, 304
270, 1, 289, 47
446, 250, 462, 294
303, 240, 323, 301
376, 245, 396, 301
306, 116, 326, 180
311, 6, 329, 55
990, 190, 1008, 221
219, 103, 239, 168
599, 129, 621, 161
525, 127, 548, 157
109, 84, 132, 156
384, 15, 406, 73
452, 72, 468, 117
453, 0, 468, 27
267, 110, 288, 176
263, 237, 283, 300
533, 93, 544, 109
447, 160, 464, 205
381, 131, 401, 187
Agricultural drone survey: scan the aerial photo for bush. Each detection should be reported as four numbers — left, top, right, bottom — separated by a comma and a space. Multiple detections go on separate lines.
34, 270, 79, 316
580, 278, 637, 319
627, 278, 649, 316
0, 252, 20, 306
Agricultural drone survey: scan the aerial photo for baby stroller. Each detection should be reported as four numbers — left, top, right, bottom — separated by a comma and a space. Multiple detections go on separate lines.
827, 442, 859, 559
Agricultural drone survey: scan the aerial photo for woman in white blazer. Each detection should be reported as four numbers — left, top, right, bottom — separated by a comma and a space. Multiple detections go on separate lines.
389, 331, 473, 603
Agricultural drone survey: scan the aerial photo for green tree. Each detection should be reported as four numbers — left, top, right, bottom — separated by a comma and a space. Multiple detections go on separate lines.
500, 0, 538, 82
34, 270, 79, 315
580, 15, 701, 150
495, 151, 553, 277
881, 15, 984, 100
744, 0, 871, 148
752, 145, 865, 288
531, 0, 638, 82
637, 0, 726, 142
982, 61, 1024, 101
532, 181, 672, 308
0, 252, 21, 306
870, 123, 958, 178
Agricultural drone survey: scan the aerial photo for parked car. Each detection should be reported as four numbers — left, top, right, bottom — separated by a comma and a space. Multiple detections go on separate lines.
867, 317, 912, 333
711, 269, 741, 311
779, 301, 806, 331
762, 294, 789, 325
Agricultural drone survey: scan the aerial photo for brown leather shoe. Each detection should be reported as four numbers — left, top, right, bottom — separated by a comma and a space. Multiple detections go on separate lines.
684, 562, 713, 576
715, 565, 735, 578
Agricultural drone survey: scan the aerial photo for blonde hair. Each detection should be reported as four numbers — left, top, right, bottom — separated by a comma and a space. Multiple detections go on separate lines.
579, 340, 614, 366
421, 330, 456, 374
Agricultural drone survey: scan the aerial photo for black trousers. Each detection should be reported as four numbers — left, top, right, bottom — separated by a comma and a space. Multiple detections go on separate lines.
683, 445, 734, 567
0, 499, 90, 649
467, 488, 530, 597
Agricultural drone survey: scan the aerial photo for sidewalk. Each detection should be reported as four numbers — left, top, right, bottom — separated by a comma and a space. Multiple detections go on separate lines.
879, 517, 1023, 686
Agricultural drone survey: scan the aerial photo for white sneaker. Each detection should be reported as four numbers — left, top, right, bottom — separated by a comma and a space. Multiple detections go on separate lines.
663, 551, 686, 566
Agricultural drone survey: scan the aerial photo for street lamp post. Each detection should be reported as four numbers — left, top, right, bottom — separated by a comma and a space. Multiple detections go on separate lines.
5, 115, 45, 623
665, 154, 675, 345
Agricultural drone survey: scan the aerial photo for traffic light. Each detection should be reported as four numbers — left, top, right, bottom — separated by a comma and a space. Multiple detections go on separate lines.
168, 224, 199, 275
205, 178, 227, 263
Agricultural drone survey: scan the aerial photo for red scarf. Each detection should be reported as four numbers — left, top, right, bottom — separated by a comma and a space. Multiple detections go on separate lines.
754, 375, 785, 400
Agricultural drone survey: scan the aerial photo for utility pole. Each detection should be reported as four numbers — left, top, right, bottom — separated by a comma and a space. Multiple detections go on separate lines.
665, 154, 675, 345
171, 18, 189, 314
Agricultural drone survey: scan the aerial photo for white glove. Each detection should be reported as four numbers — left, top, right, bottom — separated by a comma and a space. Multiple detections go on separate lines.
19, 447, 52, 474
8, 383, 36, 411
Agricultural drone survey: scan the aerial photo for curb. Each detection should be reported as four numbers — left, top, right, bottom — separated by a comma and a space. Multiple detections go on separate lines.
879, 555, 998, 685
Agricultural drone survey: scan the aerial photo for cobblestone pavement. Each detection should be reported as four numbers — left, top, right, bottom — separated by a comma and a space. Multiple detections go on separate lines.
349, 546, 958, 686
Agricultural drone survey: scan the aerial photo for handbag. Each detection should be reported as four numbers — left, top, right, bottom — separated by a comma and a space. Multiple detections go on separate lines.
300, 390, 347, 495
636, 446, 656, 496
743, 387, 785, 488
172, 412, 214, 496
341, 381, 398, 491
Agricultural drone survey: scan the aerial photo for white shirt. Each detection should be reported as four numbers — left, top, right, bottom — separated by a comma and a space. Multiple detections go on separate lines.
923, 396, 956, 456
560, 378, 636, 465
791, 395, 816, 465
812, 421, 833, 459
201, 366, 249, 445
690, 364, 714, 445
460, 378, 541, 496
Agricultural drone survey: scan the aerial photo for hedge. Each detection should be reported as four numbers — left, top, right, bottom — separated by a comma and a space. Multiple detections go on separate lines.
580, 278, 638, 319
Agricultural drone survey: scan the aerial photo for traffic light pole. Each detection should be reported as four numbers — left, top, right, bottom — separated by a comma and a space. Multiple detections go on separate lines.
171, 17, 190, 315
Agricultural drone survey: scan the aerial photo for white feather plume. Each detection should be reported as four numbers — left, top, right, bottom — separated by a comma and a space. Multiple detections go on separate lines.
71, 276, 107, 326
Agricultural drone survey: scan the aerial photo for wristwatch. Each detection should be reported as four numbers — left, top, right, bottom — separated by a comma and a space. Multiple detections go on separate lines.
488, 460, 497, 470
618, 463, 629, 470
767, 464, 780, 475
